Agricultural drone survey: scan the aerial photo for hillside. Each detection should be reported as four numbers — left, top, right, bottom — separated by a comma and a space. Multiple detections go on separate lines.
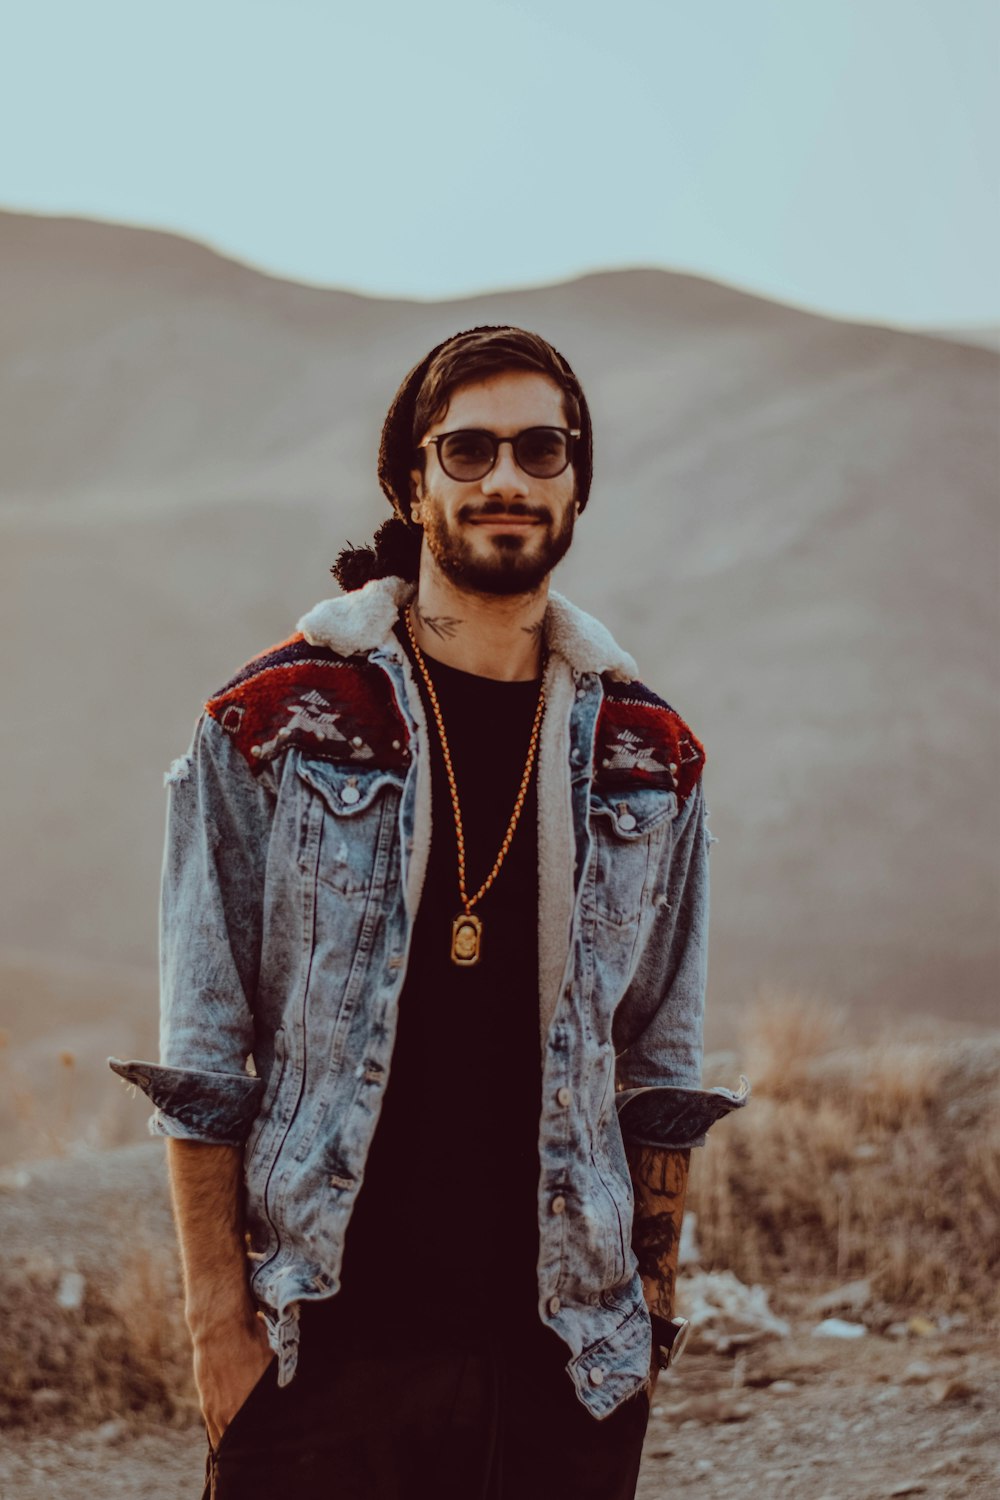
0, 211, 997, 1158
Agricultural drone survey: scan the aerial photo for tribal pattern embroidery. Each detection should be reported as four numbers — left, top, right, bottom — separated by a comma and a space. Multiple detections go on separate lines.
205, 633, 410, 774
595, 678, 705, 805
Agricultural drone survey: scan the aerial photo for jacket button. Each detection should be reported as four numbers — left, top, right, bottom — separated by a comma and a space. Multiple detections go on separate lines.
548, 1295, 561, 1316
589, 1366, 605, 1387
556, 1086, 572, 1108
341, 786, 361, 805
550, 1194, 567, 1215
618, 813, 637, 831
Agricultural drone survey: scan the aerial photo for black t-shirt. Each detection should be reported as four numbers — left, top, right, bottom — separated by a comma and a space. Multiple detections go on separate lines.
305, 625, 544, 1349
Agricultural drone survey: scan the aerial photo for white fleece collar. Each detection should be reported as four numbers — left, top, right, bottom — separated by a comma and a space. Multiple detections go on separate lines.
297, 575, 638, 682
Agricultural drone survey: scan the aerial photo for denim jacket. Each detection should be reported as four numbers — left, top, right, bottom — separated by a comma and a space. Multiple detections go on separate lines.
110, 575, 748, 1418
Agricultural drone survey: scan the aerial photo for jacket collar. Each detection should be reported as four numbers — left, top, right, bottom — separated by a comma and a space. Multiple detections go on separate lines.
297, 575, 638, 682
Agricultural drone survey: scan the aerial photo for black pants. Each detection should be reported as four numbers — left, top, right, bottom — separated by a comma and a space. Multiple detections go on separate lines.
203, 1315, 649, 1500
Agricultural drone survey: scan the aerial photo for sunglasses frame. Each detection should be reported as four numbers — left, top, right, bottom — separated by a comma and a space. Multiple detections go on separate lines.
418, 426, 581, 482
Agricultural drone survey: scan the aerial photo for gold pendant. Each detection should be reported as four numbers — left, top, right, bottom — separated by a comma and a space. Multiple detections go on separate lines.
451, 912, 482, 966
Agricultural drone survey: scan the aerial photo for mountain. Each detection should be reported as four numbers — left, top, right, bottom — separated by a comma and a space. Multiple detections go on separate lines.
1, 210, 997, 1156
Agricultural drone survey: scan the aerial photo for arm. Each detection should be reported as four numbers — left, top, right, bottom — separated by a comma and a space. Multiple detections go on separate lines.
625, 1142, 691, 1395
614, 779, 747, 1386
625, 1141, 690, 1324
109, 712, 277, 1439
167, 1139, 272, 1447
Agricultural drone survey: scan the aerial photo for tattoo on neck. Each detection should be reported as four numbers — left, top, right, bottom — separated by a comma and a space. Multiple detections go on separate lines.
521, 620, 545, 640
414, 602, 464, 641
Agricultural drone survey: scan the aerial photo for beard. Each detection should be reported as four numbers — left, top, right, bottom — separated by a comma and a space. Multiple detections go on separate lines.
419, 496, 577, 597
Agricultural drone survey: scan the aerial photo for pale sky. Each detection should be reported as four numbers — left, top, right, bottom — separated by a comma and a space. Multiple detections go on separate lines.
2, 0, 998, 325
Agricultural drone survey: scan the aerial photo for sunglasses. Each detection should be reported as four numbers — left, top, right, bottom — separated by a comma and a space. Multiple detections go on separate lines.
418, 426, 580, 482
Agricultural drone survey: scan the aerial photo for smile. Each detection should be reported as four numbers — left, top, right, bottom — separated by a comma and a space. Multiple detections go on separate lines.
466, 515, 546, 529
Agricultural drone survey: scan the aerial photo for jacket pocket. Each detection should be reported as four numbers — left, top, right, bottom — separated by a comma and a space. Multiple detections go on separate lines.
244, 1027, 288, 1174
590, 1150, 629, 1284
584, 788, 677, 930
293, 757, 403, 898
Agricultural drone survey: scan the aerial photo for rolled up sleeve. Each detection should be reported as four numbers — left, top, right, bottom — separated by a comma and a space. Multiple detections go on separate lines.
107, 1060, 265, 1146
613, 777, 750, 1146
108, 712, 275, 1145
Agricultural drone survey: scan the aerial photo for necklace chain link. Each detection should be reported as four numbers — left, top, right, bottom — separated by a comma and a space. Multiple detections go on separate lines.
404, 605, 546, 915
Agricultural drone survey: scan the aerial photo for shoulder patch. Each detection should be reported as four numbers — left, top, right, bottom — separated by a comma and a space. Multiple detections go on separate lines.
206, 633, 409, 773
595, 677, 705, 804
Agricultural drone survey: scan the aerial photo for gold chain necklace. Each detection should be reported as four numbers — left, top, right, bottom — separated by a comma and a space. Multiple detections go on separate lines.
404, 605, 546, 967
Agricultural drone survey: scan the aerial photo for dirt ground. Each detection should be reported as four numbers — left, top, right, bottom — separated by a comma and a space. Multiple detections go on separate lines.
1, 1329, 995, 1499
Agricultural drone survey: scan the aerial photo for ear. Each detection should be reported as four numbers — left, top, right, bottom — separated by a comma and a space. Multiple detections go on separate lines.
409, 468, 425, 524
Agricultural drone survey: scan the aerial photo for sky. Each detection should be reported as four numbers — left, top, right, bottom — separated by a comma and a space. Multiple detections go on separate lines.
2, 0, 998, 325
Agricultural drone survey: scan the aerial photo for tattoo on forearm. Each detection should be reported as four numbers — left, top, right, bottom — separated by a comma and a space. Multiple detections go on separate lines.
626, 1144, 691, 1319
414, 602, 464, 640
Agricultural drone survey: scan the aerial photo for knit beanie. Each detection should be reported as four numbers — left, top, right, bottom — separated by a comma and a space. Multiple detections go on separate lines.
332, 325, 592, 592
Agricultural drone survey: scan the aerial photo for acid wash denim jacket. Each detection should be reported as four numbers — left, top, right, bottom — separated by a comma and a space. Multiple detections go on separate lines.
110, 574, 748, 1419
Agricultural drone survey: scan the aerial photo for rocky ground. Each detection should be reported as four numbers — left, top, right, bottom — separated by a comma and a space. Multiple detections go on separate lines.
1, 1327, 995, 1499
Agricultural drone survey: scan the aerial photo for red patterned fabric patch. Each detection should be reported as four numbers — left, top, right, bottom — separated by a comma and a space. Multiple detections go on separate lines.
205, 634, 409, 774
595, 681, 705, 804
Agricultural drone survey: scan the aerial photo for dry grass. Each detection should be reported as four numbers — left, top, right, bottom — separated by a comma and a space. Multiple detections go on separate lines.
692, 990, 1000, 1315
0, 1234, 195, 1430
2, 991, 997, 1431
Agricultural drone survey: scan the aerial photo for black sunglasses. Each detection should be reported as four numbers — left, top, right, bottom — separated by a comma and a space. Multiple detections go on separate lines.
418, 426, 580, 482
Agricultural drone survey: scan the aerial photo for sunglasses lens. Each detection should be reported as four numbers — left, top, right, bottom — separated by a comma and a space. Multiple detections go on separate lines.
438, 431, 495, 480
516, 428, 570, 477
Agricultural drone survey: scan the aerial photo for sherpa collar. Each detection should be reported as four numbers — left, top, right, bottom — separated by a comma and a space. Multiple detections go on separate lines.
297, 575, 637, 682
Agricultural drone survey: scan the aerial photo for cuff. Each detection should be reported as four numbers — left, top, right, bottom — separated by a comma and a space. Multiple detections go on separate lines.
615, 1076, 750, 1148
108, 1058, 265, 1147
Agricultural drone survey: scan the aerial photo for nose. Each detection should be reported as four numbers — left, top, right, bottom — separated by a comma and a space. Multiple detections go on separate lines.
480, 438, 530, 500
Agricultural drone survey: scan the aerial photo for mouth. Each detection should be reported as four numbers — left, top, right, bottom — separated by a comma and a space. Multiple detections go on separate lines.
465, 512, 548, 530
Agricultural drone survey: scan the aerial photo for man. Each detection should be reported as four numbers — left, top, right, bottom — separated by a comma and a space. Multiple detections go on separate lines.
111, 325, 748, 1499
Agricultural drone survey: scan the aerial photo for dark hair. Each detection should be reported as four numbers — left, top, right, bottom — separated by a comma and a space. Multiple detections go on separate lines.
331, 516, 421, 593
333, 324, 593, 591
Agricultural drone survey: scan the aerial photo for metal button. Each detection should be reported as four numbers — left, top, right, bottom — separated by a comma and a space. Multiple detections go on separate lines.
548, 1295, 561, 1316
669, 761, 678, 775
556, 1086, 572, 1108
589, 1366, 605, 1387
341, 785, 361, 805
550, 1194, 567, 1215
351, 735, 364, 747
618, 813, 637, 832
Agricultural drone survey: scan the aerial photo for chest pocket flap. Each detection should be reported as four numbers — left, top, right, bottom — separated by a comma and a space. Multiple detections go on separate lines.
294, 757, 404, 818
589, 785, 678, 839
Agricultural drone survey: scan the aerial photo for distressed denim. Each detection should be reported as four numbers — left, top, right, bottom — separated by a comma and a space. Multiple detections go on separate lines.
110, 583, 748, 1419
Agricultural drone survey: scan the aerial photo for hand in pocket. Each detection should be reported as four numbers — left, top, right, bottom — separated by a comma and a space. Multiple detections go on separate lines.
196, 1316, 275, 1450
